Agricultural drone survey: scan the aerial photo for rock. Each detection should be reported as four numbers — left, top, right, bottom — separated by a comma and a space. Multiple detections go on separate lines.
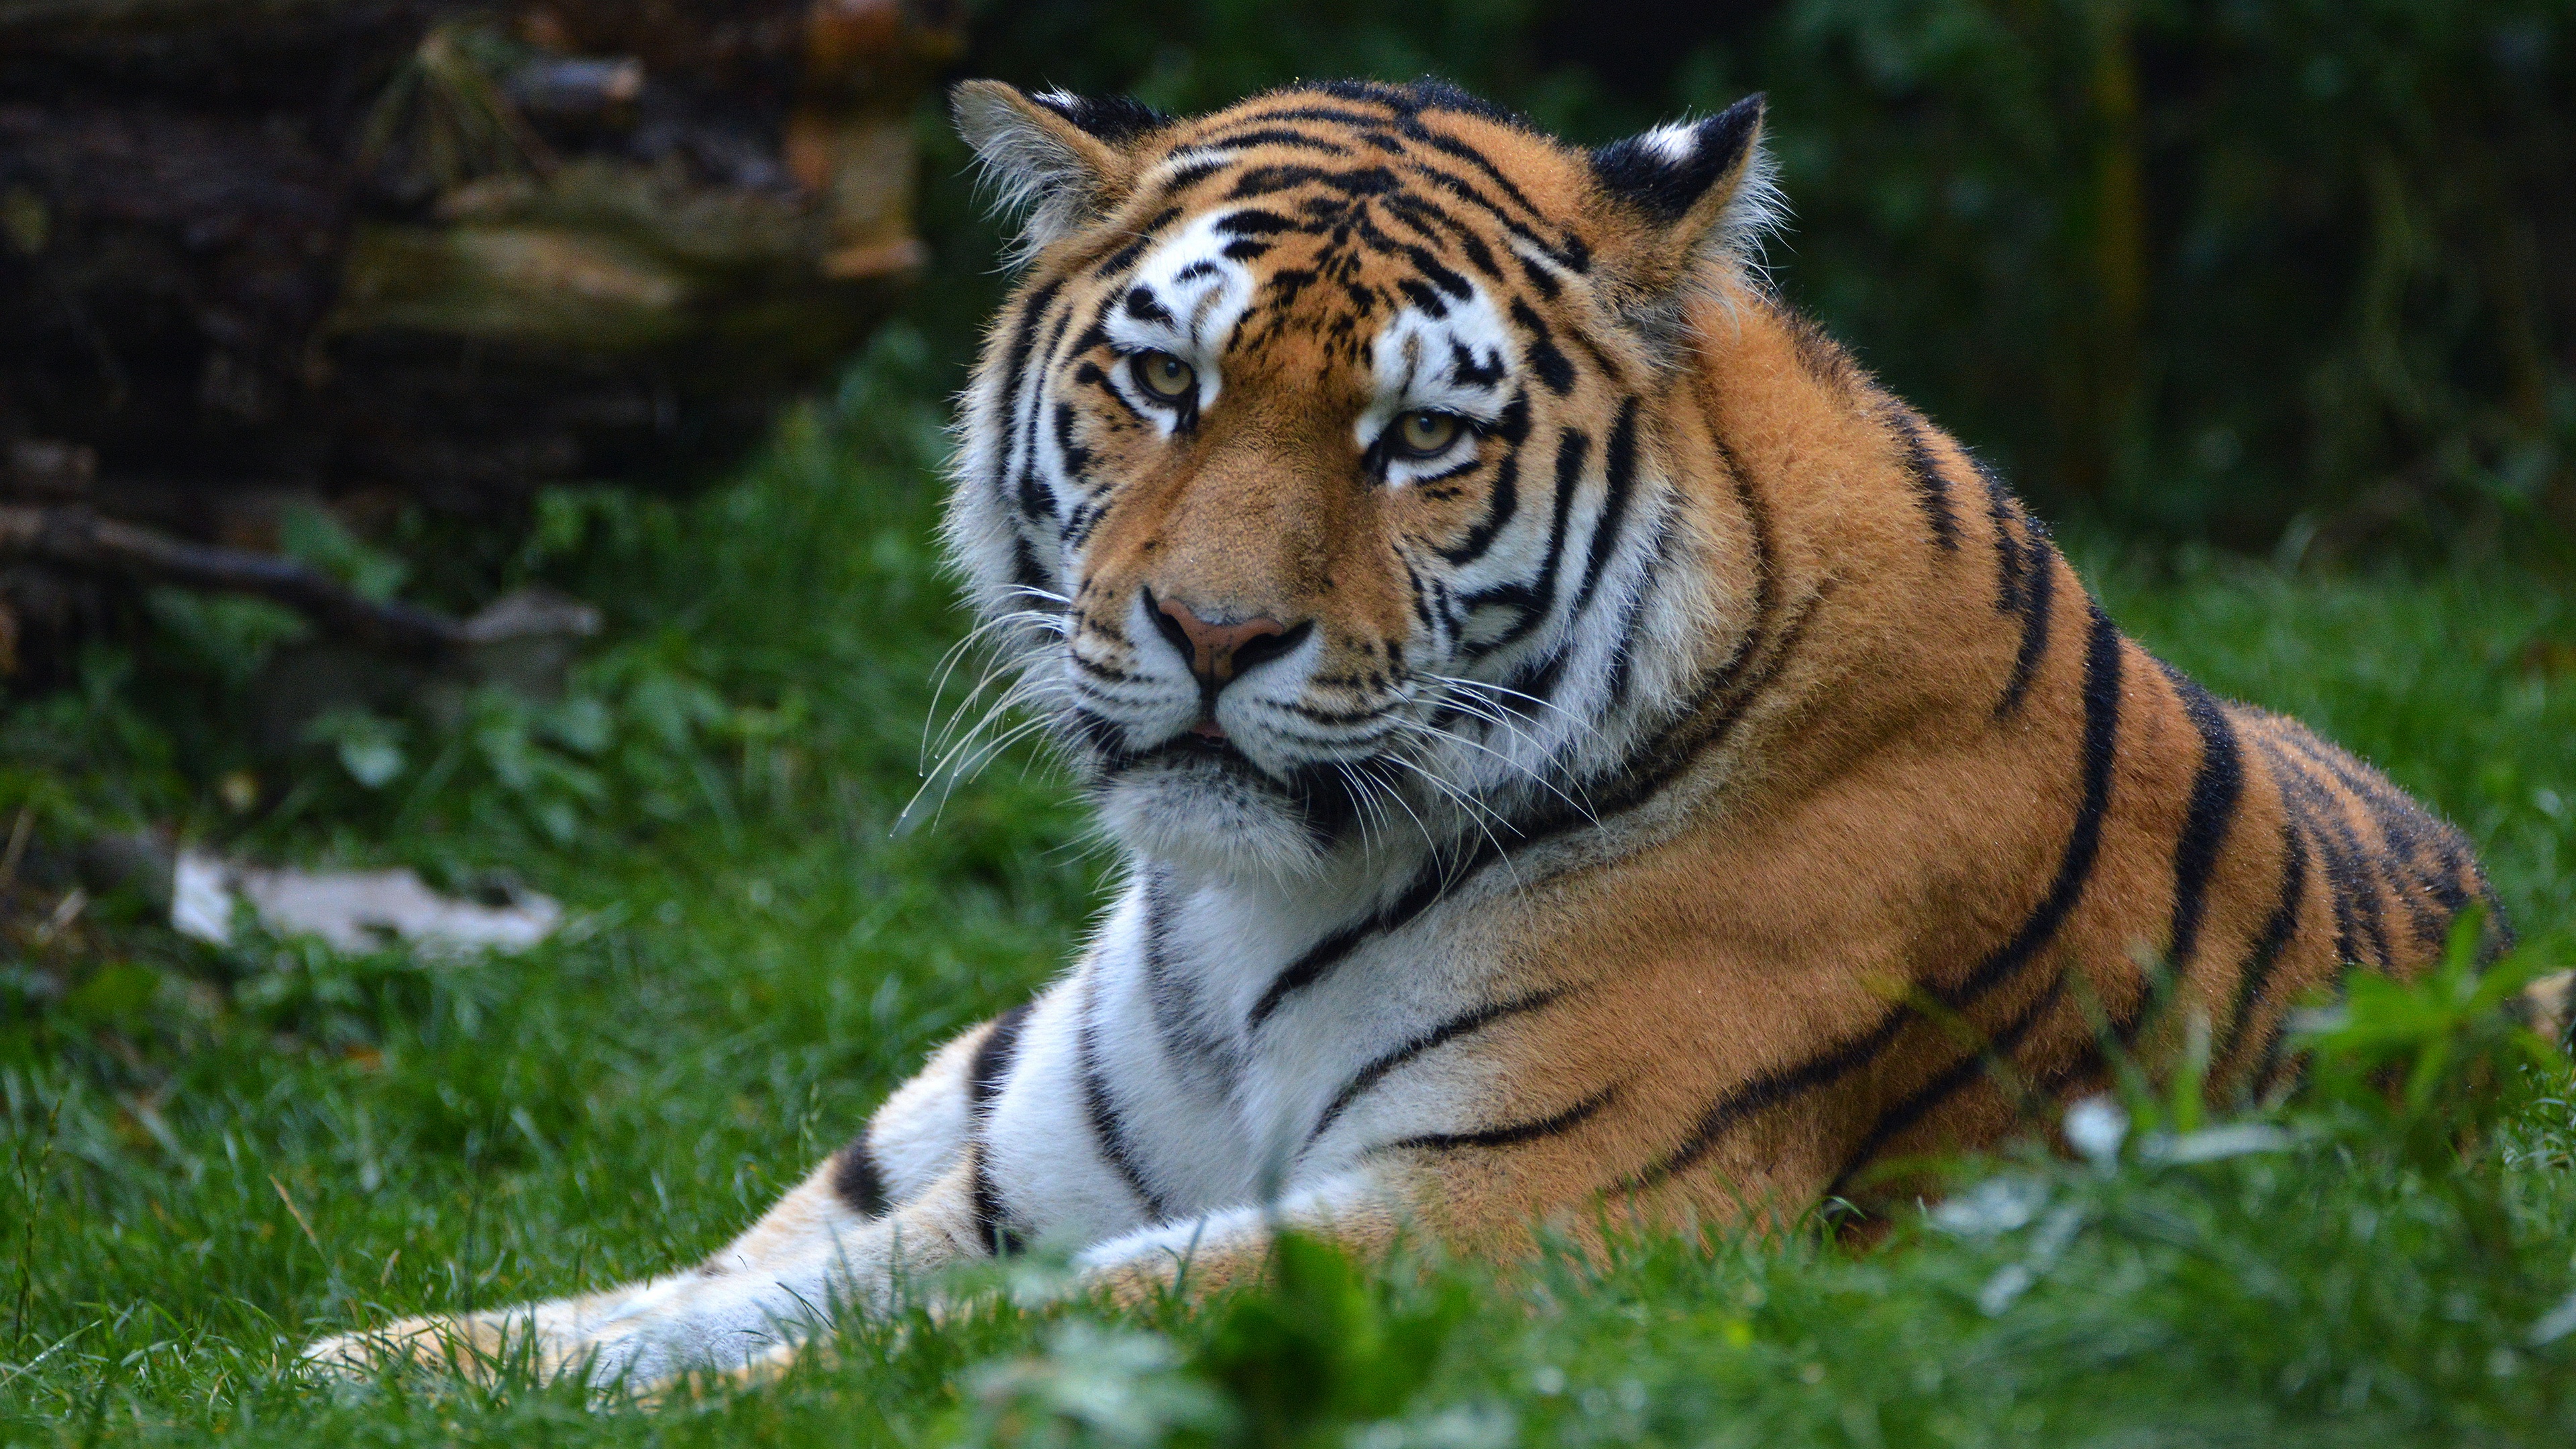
172, 850, 563, 957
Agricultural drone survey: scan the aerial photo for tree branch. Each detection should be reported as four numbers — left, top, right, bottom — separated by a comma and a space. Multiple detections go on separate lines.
0, 504, 469, 658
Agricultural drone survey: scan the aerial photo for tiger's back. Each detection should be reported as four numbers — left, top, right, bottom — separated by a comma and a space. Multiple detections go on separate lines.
1438, 294, 2508, 1223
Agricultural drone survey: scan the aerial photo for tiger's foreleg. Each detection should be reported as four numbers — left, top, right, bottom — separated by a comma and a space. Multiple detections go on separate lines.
301, 1014, 1016, 1384
307, 1155, 1407, 1388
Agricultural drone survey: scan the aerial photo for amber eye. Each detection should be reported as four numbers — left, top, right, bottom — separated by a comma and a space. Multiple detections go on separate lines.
1387, 409, 1466, 460
1132, 350, 1197, 403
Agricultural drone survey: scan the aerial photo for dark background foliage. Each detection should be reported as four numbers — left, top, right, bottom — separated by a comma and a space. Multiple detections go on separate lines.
6, 0, 2569, 869
914, 0, 2576, 554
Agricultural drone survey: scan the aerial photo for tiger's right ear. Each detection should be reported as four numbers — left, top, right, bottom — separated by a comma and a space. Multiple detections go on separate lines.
952, 80, 1171, 258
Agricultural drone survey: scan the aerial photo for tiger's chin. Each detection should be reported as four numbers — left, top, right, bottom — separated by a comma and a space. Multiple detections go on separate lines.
1093, 750, 1342, 881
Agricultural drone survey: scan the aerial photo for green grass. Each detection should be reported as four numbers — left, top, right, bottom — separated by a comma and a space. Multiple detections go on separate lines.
3, 337, 2574, 1446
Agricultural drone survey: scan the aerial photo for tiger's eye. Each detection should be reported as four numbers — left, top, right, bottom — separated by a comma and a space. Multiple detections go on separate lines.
1132, 350, 1197, 402
1389, 410, 1465, 459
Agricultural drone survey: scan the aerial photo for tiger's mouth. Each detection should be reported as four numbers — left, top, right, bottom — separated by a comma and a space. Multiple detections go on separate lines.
1094, 714, 1393, 833
1111, 729, 1265, 777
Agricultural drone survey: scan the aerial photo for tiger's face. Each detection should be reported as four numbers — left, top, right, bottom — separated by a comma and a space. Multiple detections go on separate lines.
948, 80, 1776, 878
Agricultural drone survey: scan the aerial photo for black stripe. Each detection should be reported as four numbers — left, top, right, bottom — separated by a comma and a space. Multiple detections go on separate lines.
1978, 458, 2025, 612
1088, 207, 1183, 281
1996, 538, 2055, 718
1977, 458, 2055, 718
1010, 535, 1051, 600
1051, 400, 1093, 491
1409, 124, 1549, 223
1829, 970, 2070, 1195
1562, 440, 1794, 818
1629, 1010, 1909, 1187
1142, 877, 1237, 1095
2157, 665, 2246, 987
1079, 973, 1171, 1220
1013, 310, 1075, 525
828, 1137, 888, 1217
1837, 632, 2166, 1176
1073, 359, 1151, 425
1221, 103, 1399, 132
1122, 285, 1177, 327
989, 279, 1065, 502
2264, 739, 2385, 969
1591, 584, 1819, 824
967, 1002, 1034, 1256
2214, 816, 2308, 1085
1509, 298, 1576, 395
1711, 437, 1780, 666
1249, 883, 1430, 1030
1383, 193, 1500, 276
970, 1003, 1034, 1109
969, 1144, 1024, 1258
1429, 577, 1464, 655
1503, 642, 1570, 714
1567, 397, 1642, 622
1433, 398, 1525, 565
2276, 776, 2360, 970
1069, 651, 1146, 686
1516, 250, 1562, 299
1197, 125, 1352, 155
1939, 602, 2123, 1015
1888, 405, 1960, 551
1390, 1084, 1617, 1152
1223, 163, 1400, 202
1399, 551, 1440, 638
1460, 425, 1587, 655
1604, 510, 1679, 711
1305, 988, 1566, 1151
1136, 157, 1226, 209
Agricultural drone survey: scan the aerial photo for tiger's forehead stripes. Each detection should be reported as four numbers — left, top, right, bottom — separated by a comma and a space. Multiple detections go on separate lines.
1085, 90, 1601, 307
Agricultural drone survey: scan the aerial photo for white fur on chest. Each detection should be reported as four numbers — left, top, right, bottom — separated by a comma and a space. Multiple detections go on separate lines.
979, 846, 1536, 1246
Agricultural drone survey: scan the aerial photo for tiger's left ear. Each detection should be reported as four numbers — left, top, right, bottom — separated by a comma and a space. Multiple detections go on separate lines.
953, 80, 1172, 260
1585, 94, 1779, 310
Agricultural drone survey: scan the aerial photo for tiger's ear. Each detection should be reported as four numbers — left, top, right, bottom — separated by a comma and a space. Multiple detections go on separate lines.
1585, 94, 1780, 313
953, 80, 1171, 258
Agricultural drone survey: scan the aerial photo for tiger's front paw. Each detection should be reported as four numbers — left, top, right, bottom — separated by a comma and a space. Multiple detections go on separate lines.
300, 1313, 519, 1381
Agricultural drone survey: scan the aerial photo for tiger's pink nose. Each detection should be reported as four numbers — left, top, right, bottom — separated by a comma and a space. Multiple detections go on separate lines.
1149, 592, 1299, 690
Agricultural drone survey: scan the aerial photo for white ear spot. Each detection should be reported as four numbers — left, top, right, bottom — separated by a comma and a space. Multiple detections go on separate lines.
1643, 123, 1699, 162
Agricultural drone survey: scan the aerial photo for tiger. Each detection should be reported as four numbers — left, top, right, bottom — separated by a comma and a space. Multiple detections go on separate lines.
307, 76, 2532, 1385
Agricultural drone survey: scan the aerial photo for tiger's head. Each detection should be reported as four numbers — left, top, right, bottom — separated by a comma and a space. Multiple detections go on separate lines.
945, 78, 1780, 880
